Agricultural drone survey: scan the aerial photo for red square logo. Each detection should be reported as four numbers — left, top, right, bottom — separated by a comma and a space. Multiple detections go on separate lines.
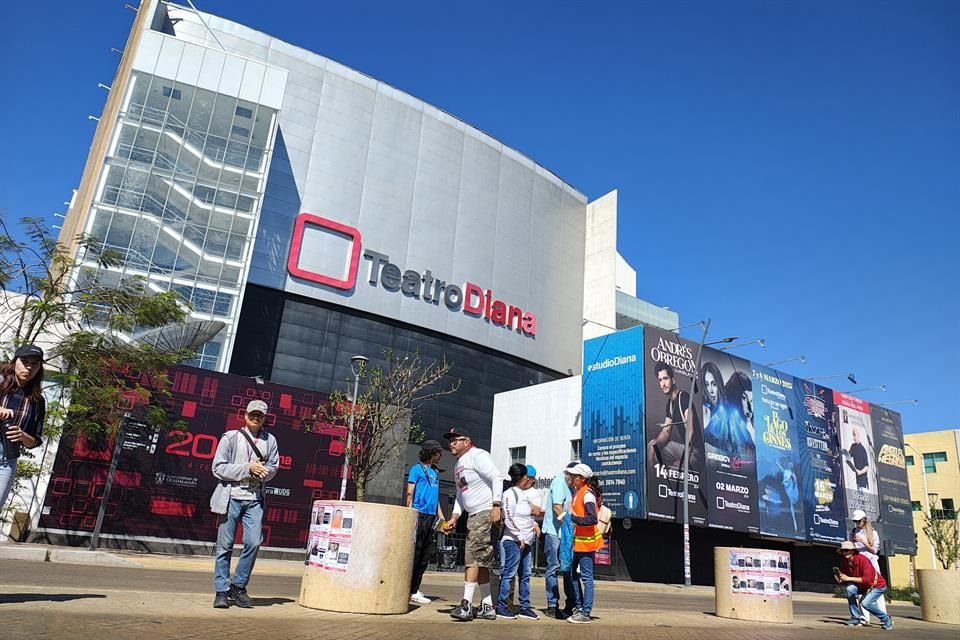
287, 213, 362, 290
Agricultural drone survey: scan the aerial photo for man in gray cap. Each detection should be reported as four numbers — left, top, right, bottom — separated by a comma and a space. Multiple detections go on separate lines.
407, 439, 446, 604
210, 399, 280, 609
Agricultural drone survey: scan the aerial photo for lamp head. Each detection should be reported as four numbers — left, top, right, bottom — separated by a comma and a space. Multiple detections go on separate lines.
799, 355, 807, 364
847, 373, 857, 385
350, 355, 368, 376
758, 339, 766, 349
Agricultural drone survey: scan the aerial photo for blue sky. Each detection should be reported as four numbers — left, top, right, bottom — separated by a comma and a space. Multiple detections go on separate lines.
2, 1, 957, 434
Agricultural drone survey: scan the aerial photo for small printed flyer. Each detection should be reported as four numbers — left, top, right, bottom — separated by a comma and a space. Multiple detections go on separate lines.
306, 501, 355, 572
728, 549, 791, 597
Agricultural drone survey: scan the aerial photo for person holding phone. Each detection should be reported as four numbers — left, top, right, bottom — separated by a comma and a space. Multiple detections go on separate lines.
0, 345, 46, 512
834, 541, 893, 630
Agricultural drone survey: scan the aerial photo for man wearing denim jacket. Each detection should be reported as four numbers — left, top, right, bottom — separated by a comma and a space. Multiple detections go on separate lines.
210, 399, 279, 609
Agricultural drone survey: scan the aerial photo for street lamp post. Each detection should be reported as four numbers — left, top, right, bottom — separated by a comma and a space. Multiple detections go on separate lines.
808, 372, 857, 384
879, 400, 919, 408
718, 338, 765, 352
905, 443, 936, 569
338, 355, 368, 501
764, 355, 806, 367
841, 385, 887, 396
681, 322, 738, 586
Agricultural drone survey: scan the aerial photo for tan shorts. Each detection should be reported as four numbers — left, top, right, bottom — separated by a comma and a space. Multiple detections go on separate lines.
464, 509, 497, 568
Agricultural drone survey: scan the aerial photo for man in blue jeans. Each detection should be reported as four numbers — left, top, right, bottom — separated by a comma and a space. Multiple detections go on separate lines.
542, 461, 576, 619
835, 540, 894, 630
210, 400, 280, 609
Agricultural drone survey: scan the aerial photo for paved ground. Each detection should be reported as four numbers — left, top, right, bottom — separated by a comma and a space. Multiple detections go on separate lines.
0, 557, 952, 639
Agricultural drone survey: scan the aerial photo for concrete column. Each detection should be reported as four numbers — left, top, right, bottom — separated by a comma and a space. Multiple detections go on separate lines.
299, 500, 416, 614
714, 547, 793, 623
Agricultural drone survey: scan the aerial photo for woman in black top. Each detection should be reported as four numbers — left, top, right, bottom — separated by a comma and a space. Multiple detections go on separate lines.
0, 345, 46, 509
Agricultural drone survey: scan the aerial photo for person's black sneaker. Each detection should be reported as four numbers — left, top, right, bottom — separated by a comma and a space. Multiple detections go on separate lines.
450, 599, 474, 621
229, 584, 253, 608
546, 606, 561, 619
495, 605, 517, 619
475, 603, 497, 620
213, 591, 230, 609
518, 607, 540, 620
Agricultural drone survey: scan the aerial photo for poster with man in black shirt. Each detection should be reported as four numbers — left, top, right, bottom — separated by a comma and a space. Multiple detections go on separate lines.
643, 327, 707, 525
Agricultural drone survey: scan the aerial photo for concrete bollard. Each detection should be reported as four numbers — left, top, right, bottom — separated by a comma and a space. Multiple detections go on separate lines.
714, 547, 793, 623
299, 500, 416, 614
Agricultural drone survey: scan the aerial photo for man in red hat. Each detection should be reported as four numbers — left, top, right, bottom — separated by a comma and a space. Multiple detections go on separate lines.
835, 540, 893, 630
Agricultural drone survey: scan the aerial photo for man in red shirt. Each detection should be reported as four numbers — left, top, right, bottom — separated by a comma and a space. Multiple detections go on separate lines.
835, 540, 894, 630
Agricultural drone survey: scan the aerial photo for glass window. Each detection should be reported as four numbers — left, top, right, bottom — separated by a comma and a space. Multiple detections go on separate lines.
940, 498, 955, 519
911, 501, 922, 512
923, 451, 948, 473
231, 125, 250, 138
162, 86, 182, 100
905, 455, 914, 466
509, 446, 526, 465
235, 106, 253, 119
570, 439, 582, 462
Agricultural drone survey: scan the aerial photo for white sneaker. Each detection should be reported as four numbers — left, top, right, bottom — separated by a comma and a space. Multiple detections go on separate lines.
410, 592, 431, 605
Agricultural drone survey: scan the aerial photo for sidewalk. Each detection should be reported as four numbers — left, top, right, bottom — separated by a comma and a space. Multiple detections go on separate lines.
1, 541, 840, 601
1, 549, 950, 640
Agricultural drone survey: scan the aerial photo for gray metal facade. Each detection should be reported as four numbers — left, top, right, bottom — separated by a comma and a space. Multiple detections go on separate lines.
163, 2, 588, 375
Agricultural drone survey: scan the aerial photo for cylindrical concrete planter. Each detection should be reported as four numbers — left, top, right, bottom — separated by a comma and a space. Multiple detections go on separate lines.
299, 500, 416, 614
918, 569, 960, 625
714, 547, 793, 623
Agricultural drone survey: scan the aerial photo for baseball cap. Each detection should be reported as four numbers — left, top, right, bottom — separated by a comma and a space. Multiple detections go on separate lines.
837, 540, 857, 554
246, 400, 269, 414
420, 439, 443, 454
525, 464, 537, 478
569, 463, 593, 478
14, 344, 44, 361
851, 509, 867, 522
442, 426, 471, 440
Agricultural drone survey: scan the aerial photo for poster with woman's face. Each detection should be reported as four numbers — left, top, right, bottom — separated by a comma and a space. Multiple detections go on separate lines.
700, 348, 759, 533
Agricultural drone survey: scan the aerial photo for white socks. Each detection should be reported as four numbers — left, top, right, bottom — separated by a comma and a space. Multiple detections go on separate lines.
463, 581, 477, 604
479, 581, 492, 606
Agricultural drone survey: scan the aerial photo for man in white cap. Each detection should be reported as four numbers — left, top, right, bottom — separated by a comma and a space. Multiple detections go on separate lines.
210, 399, 280, 609
849, 509, 886, 624
560, 462, 604, 624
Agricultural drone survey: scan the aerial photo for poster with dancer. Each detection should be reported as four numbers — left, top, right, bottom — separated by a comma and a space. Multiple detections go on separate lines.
752, 364, 805, 540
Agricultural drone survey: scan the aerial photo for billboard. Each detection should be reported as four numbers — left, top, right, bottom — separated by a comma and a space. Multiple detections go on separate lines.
752, 364, 806, 540
701, 348, 759, 532
795, 380, 846, 543
835, 392, 881, 523
642, 327, 707, 525
870, 405, 916, 554
582, 325, 645, 518
38, 366, 346, 550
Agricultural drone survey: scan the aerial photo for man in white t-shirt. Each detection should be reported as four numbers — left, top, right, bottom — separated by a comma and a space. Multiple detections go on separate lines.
440, 426, 502, 621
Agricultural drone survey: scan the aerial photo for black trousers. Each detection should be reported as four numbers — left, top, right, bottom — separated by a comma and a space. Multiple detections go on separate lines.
411, 512, 436, 594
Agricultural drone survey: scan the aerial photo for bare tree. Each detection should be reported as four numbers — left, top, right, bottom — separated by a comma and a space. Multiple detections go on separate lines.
922, 497, 960, 570
309, 350, 461, 501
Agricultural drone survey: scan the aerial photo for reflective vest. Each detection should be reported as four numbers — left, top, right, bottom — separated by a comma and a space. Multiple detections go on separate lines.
572, 486, 603, 552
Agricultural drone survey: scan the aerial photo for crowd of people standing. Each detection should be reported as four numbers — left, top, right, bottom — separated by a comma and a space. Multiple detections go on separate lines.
406, 427, 606, 623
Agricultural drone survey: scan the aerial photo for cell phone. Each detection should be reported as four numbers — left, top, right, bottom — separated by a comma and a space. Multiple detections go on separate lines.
832, 567, 841, 577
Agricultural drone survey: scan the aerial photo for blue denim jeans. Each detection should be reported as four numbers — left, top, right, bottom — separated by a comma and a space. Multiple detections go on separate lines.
568, 551, 595, 616
0, 448, 15, 514
846, 584, 891, 626
544, 533, 574, 609
498, 539, 532, 609
214, 498, 264, 592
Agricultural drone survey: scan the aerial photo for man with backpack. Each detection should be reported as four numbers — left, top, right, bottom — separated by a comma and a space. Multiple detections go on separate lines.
210, 400, 280, 609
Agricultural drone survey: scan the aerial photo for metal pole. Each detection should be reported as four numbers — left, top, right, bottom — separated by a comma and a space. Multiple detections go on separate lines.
906, 443, 935, 569
683, 319, 711, 587
338, 371, 361, 501
89, 415, 129, 551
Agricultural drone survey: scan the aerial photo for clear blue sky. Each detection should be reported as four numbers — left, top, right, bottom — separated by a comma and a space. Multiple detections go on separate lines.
2, 1, 956, 434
